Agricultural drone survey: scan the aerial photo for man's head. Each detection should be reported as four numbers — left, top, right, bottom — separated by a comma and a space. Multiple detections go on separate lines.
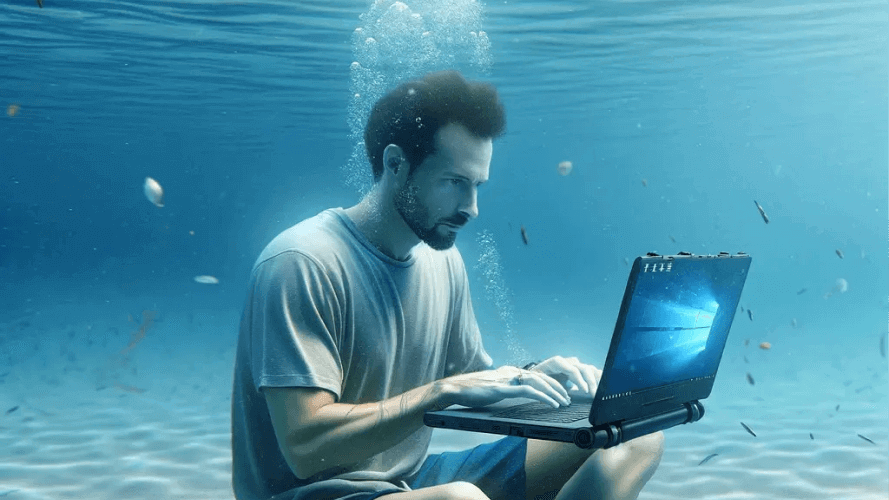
363, 71, 506, 251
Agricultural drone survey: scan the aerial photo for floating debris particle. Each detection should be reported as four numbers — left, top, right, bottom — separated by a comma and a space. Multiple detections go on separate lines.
114, 383, 145, 394
744, 339, 750, 346
5, 406, 19, 415
520, 225, 529, 245
143, 177, 164, 207
120, 310, 155, 356
641, 178, 647, 187
854, 385, 872, 394
557, 160, 573, 176
747, 309, 753, 321
6, 104, 20, 117
880, 333, 886, 358
669, 235, 676, 243
746, 373, 755, 385
743, 355, 749, 364
797, 288, 807, 295
857, 434, 876, 445
809, 433, 814, 440
741, 422, 756, 437
698, 453, 718, 466
194, 275, 219, 284
754, 200, 769, 224
740, 306, 745, 313
835, 249, 844, 259
623, 257, 629, 266
835, 404, 840, 412
824, 278, 848, 299
759, 342, 771, 350
791, 318, 797, 328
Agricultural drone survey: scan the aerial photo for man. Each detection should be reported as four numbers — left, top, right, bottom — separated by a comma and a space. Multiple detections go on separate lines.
231, 70, 664, 500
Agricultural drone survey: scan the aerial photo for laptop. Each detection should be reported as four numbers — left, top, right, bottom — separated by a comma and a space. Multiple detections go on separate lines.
425, 251, 752, 449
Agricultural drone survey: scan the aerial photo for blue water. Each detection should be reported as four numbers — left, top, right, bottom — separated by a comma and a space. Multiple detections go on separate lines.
0, 0, 886, 496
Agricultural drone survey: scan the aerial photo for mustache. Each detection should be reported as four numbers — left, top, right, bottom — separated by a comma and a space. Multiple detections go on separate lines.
441, 215, 469, 227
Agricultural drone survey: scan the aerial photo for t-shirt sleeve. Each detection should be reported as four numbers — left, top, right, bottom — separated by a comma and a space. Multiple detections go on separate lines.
444, 254, 494, 377
248, 251, 344, 400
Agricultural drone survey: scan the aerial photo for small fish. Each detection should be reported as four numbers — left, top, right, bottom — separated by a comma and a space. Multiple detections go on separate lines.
854, 385, 872, 394
754, 200, 769, 224
623, 257, 629, 266
669, 235, 676, 243
520, 225, 529, 245
746, 373, 755, 386
697, 453, 718, 466
194, 275, 219, 284
744, 338, 750, 346
797, 288, 807, 295
143, 177, 164, 207
641, 178, 647, 187
835, 404, 840, 412
114, 383, 145, 394
740, 306, 745, 313
835, 249, 844, 259
747, 309, 753, 321
36, 0, 43, 7
880, 333, 886, 359
5, 406, 19, 415
791, 318, 797, 328
857, 434, 876, 445
809, 433, 814, 440
740, 422, 756, 437
743, 355, 749, 364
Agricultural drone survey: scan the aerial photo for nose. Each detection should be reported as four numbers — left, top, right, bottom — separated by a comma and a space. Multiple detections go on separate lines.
458, 186, 479, 221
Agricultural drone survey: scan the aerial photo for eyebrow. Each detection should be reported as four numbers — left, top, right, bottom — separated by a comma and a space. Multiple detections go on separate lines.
450, 173, 487, 186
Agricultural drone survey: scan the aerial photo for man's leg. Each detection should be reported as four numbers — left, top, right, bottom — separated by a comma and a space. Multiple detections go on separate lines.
523, 431, 665, 500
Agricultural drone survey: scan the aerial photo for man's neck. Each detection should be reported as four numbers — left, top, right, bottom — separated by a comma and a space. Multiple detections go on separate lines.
344, 193, 417, 261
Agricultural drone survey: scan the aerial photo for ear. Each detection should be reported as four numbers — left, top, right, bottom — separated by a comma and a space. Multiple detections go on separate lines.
382, 144, 406, 175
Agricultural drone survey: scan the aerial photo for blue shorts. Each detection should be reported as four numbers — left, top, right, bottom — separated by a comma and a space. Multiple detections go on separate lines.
366, 436, 527, 500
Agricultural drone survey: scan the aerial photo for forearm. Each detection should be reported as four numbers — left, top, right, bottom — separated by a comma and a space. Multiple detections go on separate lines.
294, 380, 449, 477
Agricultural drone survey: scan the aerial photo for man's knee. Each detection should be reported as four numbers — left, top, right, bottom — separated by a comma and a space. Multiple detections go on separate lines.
437, 481, 490, 500
379, 482, 490, 500
629, 430, 665, 462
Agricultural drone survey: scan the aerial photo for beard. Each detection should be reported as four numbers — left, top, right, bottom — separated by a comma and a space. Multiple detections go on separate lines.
394, 179, 458, 251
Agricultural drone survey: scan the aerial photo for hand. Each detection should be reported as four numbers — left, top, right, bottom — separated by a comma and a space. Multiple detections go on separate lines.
438, 366, 572, 409
529, 356, 601, 398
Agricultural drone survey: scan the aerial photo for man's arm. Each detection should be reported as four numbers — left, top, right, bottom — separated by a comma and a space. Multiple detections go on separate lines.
265, 381, 449, 480
266, 366, 571, 480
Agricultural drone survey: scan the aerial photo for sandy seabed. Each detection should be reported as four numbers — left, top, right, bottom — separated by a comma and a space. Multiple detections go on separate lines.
0, 299, 886, 500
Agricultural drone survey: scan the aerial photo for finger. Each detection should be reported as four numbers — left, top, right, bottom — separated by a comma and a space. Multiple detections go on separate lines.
556, 361, 589, 394
498, 384, 561, 407
578, 364, 600, 396
524, 371, 571, 406
535, 371, 571, 400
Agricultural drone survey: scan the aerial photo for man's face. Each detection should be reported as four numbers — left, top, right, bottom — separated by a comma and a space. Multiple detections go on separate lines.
394, 123, 492, 250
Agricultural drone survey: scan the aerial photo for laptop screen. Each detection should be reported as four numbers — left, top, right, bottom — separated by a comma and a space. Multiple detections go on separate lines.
602, 255, 750, 397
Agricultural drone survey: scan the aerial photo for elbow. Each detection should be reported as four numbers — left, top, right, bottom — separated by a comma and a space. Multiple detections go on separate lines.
282, 437, 321, 480
283, 433, 339, 480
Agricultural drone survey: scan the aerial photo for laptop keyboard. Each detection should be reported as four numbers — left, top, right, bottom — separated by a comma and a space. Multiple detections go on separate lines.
492, 402, 592, 423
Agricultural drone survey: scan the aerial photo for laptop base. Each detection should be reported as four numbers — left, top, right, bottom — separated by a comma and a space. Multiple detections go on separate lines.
424, 401, 705, 450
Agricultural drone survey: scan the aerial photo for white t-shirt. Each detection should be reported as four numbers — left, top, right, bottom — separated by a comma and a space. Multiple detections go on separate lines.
231, 208, 493, 500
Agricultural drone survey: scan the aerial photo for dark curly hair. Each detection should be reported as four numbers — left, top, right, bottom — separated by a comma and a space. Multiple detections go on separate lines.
364, 70, 506, 182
